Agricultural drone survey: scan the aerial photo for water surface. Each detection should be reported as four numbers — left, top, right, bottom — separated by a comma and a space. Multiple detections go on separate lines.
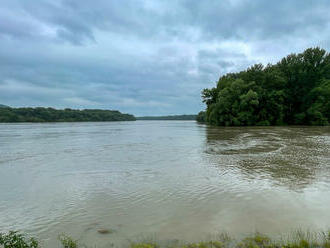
0, 121, 329, 247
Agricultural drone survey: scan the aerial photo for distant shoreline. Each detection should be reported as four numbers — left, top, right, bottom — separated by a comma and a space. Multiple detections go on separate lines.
0, 106, 200, 123
0, 106, 136, 123
136, 114, 197, 120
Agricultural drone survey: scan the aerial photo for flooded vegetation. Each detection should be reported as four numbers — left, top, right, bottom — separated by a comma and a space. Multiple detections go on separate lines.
2, 230, 330, 248
0, 121, 329, 247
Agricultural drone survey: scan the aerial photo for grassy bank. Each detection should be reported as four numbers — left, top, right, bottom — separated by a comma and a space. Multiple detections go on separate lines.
1, 231, 330, 248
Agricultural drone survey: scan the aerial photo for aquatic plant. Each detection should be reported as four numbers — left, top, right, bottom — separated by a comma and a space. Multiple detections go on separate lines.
130, 231, 330, 248
1, 230, 330, 248
0, 231, 39, 248
130, 243, 159, 248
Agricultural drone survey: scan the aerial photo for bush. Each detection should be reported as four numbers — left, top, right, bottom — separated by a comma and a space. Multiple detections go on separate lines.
58, 234, 78, 248
0, 231, 39, 248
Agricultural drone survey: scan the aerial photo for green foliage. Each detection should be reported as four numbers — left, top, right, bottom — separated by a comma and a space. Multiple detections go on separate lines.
137, 115, 197, 120
196, 111, 206, 123
58, 234, 78, 248
131, 242, 159, 248
237, 233, 273, 248
0, 107, 136, 123
135, 231, 330, 248
2, 231, 330, 248
0, 231, 39, 248
183, 241, 224, 248
202, 47, 330, 126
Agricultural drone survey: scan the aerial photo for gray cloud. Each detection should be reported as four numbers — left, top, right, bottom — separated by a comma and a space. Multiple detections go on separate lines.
0, 0, 330, 115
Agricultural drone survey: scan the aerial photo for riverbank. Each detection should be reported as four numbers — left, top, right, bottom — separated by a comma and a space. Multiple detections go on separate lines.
2, 231, 330, 248
201, 48, 330, 126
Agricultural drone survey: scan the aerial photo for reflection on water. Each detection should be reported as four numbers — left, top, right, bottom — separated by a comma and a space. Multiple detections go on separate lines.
205, 126, 330, 190
0, 122, 329, 247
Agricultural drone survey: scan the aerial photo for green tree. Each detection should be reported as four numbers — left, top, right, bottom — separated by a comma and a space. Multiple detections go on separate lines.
202, 47, 330, 126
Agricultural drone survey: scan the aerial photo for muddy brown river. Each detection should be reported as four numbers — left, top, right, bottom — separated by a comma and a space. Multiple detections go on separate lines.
0, 121, 329, 247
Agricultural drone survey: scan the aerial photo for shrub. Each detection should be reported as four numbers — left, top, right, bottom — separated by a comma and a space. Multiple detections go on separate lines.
0, 231, 39, 248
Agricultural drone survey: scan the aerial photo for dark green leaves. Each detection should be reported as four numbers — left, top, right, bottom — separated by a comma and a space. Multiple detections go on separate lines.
0, 231, 39, 248
202, 47, 330, 126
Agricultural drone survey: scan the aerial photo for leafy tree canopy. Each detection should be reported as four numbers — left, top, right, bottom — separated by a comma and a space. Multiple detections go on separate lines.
201, 47, 330, 126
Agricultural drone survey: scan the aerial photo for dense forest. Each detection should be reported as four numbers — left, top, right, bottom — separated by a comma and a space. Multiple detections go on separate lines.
200, 47, 330, 126
0, 107, 136, 122
137, 115, 197, 120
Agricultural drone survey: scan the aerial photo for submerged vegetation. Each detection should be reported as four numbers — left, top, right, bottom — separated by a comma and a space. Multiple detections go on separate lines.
201, 47, 330, 126
2, 231, 330, 248
0, 107, 136, 122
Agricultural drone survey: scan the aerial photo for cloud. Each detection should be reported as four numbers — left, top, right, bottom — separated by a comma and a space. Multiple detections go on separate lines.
0, 0, 330, 115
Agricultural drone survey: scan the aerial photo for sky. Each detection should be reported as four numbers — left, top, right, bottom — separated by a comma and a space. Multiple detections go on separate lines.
1, 0, 330, 116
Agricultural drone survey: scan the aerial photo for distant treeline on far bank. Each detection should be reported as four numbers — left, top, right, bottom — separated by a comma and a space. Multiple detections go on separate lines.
0, 105, 199, 123
0, 106, 136, 122
199, 47, 330, 126
137, 115, 197, 120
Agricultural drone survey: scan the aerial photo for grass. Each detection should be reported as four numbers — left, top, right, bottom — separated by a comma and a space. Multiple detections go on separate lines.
1, 231, 330, 248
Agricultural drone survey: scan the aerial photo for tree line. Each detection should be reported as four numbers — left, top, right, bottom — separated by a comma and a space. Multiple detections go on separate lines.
199, 47, 330, 126
0, 107, 136, 122
137, 115, 197, 120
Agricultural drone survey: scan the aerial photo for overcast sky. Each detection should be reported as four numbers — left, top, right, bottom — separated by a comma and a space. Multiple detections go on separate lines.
1, 0, 330, 116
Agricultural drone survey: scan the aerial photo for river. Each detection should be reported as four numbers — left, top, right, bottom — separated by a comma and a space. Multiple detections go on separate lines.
0, 121, 329, 247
